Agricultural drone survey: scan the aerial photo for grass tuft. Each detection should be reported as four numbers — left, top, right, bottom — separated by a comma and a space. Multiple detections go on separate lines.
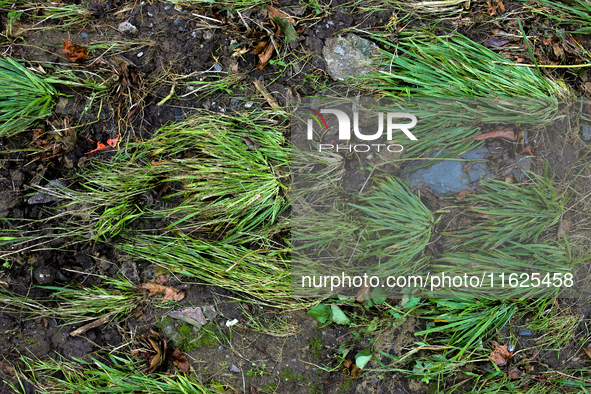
0, 56, 58, 138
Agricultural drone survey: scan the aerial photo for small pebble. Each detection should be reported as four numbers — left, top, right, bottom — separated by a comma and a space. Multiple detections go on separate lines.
218, 345, 222, 350
164, 5, 170, 10
244, 101, 254, 109
229, 364, 240, 373
213, 63, 223, 72
179, 27, 184, 32
80, 31, 88, 39
322, 331, 326, 335
173, 17, 182, 25
137, 52, 144, 58
291, 359, 296, 362
519, 330, 532, 336
147, 12, 153, 17
191, 31, 197, 38
118, 21, 137, 35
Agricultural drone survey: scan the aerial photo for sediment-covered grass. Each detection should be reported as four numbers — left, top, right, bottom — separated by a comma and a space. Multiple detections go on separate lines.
353, 177, 437, 276
47, 109, 289, 239
0, 276, 145, 325
117, 231, 292, 306
9, 354, 216, 394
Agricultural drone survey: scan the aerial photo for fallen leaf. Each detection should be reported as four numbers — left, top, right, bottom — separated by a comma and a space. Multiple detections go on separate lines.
343, 358, 353, 369
483, 37, 509, 48
350, 364, 361, 378
505, 176, 514, 183
243, 134, 260, 149
470, 129, 515, 142
168, 307, 206, 327
147, 337, 163, 373
155, 274, 168, 284
252, 40, 269, 55
256, 42, 275, 70
490, 344, 513, 366
151, 160, 169, 166
86, 136, 119, 154
557, 220, 572, 237
553, 43, 564, 58
141, 281, 185, 302
456, 189, 476, 202
62, 39, 87, 63
507, 367, 521, 379
542, 37, 555, 46
486, 1, 497, 16
521, 145, 535, 156
355, 284, 371, 303
497, 0, 505, 12
584, 345, 591, 359
172, 348, 190, 374
266, 5, 295, 24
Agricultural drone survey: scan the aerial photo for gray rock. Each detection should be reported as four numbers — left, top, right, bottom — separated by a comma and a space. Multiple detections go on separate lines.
203, 30, 214, 40
213, 63, 223, 72
512, 154, 531, 180
80, 31, 88, 39
406, 147, 492, 195
173, 17, 182, 25
322, 34, 378, 81
582, 125, 591, 141
229, 364, 241, 373
230, 98, 242, 109
27, 179, 66, 204
118, 21, 137, 34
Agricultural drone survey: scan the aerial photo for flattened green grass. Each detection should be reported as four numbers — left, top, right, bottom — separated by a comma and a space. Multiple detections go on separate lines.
0, 57, 57, 138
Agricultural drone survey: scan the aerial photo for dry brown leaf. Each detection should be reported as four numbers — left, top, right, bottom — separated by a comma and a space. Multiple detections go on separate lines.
343, 358, 353, 369
266, 5, 295, 25
147, 337, 163, 373
522, 145, 535, 156
155, 274, 168, 284
507, 367, 521, 379
172, 348, 191, 374
256, 42, 275, 70
497, 0, 505, 12
141, 281, 185, 302
486, 1, 497, 16
470, 129, 515, 142
355, 284, 371, 303
553, 43, 564, 58
62, 39, 87, 63
505, 176, 514, 183
350, 364, 361, 378
490, 344, 513, 366
456, 189, 476, 202
557, 220, 572, 238
252, 40, 269, 55
584, 345, 591, 359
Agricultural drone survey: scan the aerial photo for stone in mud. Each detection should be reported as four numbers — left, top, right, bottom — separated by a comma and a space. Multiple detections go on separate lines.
322, 34, 378, 81
406, 147, 492, 195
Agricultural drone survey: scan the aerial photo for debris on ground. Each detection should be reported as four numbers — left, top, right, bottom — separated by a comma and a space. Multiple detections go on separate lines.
62, 39, 87, 62
323, 34, 379, 81
490, 344, 513, 366
141, 282, 185, 302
